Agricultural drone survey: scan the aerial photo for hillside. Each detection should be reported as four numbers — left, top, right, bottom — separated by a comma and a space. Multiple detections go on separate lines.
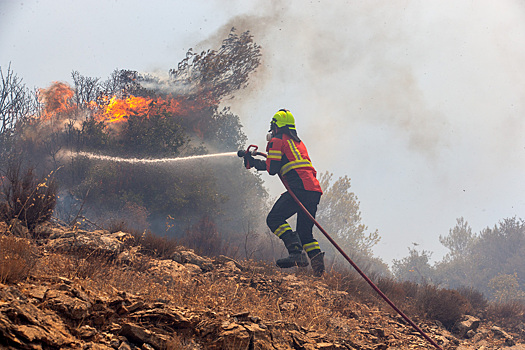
1, 220, 524, 350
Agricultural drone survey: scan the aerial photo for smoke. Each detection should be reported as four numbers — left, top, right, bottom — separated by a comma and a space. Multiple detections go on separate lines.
204, 1, 525, 160
199, 0, 525, 263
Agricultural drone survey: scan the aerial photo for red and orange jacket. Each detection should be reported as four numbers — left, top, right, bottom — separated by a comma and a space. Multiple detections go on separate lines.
265, 133, 322, 193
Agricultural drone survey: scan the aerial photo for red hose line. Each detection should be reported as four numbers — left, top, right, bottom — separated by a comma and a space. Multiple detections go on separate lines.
278, 173, 443, 350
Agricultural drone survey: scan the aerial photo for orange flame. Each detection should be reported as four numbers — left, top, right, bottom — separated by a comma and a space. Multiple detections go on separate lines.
100, 96, 153, 123
94, 95, 187, 124
39, 82, 76, 119
36, 82, 218, 139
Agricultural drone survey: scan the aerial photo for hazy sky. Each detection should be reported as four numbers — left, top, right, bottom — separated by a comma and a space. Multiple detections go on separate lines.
1, 0, 524, 266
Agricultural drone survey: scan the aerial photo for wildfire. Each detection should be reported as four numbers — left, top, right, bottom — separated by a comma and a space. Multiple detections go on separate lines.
94, 95, 184, 124
39, 82, 75, 119
101, 96, 153, 123
36, 81, 216, 139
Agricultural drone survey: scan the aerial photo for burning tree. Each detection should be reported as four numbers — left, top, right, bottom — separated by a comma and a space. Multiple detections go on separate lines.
1, 29, 268, 257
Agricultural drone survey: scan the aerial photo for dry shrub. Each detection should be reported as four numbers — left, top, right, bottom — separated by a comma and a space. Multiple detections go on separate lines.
0, 235, 35, 283
0, 160, 57, 231
486, 300, 525, 328
125, 229, 180, 259
324, 265, 372, 300
416, 285, 469, 329
456, 286, 487, 315
104, 202, 150, 234
68, 250, 116, 280
328, 269, 471, 329
182, 215, 225, 257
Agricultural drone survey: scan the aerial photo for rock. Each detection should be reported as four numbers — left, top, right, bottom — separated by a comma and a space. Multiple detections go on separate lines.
454, 315, 481, 338
216, 322, 251, 348
492, 326, 515, 346
25, 285, 48, 300
120, 322, 170, 349
129, 306, 196, 328
46, 289, 92, 320
222, 260, 242, 273
33, 221, 66, 239
112, 231, 135, 244
118, 340, 132, 350
184, 263, 202, 274
465, 329, 476, 339
147, 259, 188, 281
0, 287, 77, 348
78, 325, 98, 339
171, 249, 214, 271
109, 337, 121, 349
216, 255, 244, 270
46, 229, 125, 255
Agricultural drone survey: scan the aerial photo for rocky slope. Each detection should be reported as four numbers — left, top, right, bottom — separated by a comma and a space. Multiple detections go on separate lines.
0, 220, 524, 350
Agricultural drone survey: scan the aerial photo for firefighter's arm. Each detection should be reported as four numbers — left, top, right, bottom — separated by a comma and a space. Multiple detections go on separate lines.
266, 139, 283, 176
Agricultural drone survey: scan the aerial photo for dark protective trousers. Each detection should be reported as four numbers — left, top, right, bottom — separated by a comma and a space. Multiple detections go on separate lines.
266, 189, 322, 250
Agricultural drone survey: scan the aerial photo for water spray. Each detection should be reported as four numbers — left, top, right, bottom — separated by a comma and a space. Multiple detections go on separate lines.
64, 150, 237, 164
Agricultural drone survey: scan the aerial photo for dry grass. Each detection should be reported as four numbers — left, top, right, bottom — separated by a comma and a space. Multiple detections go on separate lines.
12, 223, 524, 345
486, 300, 525, 330
130, 230, 181, 259
324, 265, 474, 330
0, 235, 36, 283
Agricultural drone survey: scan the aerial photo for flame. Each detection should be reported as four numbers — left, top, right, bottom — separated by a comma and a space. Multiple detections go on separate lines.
94, 94, 187, 124
39, 82, 76, 119
100, 95, 153, 123
35, 82, 218, 139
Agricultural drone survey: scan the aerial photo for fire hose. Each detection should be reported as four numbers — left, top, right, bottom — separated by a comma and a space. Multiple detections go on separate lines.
238, 145, 443, 350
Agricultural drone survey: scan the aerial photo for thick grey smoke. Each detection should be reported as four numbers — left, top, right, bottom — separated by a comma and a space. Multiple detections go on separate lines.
202, 0, 525, 263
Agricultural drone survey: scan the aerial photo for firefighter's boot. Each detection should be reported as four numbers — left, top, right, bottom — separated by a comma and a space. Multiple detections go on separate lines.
276, 231, 309, 268
310, 252, 325, 277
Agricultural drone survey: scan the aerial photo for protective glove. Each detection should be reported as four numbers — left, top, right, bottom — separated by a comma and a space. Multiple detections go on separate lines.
243, 154, 267, 171
252, 158, 267, 171
243, 154, 255, 169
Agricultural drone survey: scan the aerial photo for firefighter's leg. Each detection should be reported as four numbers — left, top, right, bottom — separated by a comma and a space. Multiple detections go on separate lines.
267, 192, 308, 268
296, 191, 325, 276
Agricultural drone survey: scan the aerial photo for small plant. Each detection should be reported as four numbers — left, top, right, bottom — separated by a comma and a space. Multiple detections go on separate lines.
130, 229, 180, 259
0, 235, 35, 283
0, 160, 58, 232
456, 286, 487, 315
486, 300, 525, 329
415, 285, 469, 329
181, 215, 224, 257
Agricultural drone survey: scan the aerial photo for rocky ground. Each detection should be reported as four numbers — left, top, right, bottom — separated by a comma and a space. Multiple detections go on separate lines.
1, 220, 524, 349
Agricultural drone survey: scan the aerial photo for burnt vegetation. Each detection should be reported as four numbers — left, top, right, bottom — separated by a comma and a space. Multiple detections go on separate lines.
1, 28, 525, 349
1, 28, 269, 255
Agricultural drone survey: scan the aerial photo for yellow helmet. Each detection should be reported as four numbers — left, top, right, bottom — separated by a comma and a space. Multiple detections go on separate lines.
271, 109, 296, 130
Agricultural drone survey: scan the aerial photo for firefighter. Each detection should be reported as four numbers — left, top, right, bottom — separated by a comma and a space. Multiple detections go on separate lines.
244, 109, 325, 276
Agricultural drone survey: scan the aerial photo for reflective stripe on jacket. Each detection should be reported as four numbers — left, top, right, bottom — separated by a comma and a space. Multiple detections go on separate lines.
265, 133, 322, 193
